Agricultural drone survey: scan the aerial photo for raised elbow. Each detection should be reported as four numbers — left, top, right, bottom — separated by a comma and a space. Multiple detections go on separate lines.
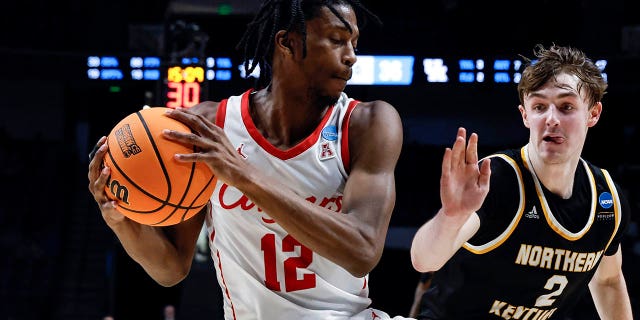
155, 268, 189, 287
344, 238, 383, 278
410, 248, 443, 273
411, 258, 440, 274
347, 254, 378, 278
146, 260, 191, 287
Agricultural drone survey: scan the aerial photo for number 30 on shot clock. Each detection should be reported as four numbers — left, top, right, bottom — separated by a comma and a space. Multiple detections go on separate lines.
166, 66, 204, 108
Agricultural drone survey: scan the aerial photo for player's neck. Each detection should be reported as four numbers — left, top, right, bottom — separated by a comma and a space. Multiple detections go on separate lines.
527, 145, 578, 199
250, 87, 328, 148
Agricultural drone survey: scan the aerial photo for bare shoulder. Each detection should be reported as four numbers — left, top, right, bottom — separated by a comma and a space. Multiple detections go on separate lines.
348, 99, 403, 165
354, 100, 400, 120
188, 100, 222, 122
349, 99, 402, 135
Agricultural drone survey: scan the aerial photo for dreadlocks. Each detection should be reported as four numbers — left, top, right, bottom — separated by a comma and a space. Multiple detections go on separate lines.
235, 0, 381, 88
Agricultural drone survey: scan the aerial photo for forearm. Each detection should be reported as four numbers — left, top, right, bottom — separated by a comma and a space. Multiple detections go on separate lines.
410, 209, 475, 272
109, 219, 191, 286
590, 276, 633, 320
238, 170, 388, 277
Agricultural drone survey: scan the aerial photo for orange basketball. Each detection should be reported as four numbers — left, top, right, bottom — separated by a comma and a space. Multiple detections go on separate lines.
103, 107, 216, 226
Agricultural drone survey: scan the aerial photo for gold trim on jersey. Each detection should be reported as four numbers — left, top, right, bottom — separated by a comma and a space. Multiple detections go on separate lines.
522, 145, 596, 240
601, 169, 622, 252
463, 154, 526, 254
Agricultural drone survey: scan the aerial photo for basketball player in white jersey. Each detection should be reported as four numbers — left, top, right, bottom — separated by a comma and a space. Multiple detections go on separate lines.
88, 0, 412, 319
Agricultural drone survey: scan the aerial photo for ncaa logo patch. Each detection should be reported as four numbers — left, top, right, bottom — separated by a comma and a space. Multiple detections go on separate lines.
598, 192, 613, 209
321, 125, 338, 141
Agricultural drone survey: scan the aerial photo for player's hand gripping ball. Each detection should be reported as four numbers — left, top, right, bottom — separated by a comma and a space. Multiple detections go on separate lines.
103, 107, 216, 226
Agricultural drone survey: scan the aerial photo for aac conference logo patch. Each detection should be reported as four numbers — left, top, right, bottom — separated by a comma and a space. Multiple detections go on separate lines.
598, 192, 613, 209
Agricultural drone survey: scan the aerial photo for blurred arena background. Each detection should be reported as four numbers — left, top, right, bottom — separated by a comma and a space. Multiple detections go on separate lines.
1, 0, 639, 319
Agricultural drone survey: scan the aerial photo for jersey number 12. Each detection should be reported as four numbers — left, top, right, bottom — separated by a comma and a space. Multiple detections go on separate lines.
261, 233, 316, 292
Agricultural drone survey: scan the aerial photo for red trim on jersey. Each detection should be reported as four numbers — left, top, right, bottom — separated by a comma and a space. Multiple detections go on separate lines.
207, 201, 216, 242
216, 249, 237, 320
216, 95, 231, 128
241, 90, 336, 160
340, 100, 359, 173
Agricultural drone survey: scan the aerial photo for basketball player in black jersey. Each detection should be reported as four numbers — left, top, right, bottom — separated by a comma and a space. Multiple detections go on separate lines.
410, 44, 633, 319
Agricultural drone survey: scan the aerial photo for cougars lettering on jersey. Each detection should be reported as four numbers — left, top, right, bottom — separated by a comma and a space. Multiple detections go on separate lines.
206, 89, 372, 320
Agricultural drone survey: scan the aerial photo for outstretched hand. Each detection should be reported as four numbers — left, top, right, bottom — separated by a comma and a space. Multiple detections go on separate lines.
439, 127, 491, 223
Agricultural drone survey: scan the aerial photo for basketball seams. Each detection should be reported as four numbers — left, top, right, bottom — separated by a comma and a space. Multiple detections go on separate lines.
137, 110, 174, 203
105, 141, 171, 212
104, 107, 215, 226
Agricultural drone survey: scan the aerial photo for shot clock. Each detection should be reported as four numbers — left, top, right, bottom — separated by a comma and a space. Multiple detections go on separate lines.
165, 63, 204, 108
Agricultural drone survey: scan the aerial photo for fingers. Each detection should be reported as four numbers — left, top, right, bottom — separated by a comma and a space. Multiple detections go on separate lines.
450, 128, 482, 166
163, 108, 220, 149
162, 128, 209, 150
88, 137, 108, 182
466, 132, 479, 164
441, 147, 452, 174
88, 136, 112, 201
95, 166, 111, 190
449, 127, 467, 167
89, 136, 107, 161
164, 107, 215, 133
89, 165, 111, 197
479, 158, 492, 183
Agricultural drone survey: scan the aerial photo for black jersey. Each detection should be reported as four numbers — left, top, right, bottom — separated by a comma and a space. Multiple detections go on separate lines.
418, 146, 630, 320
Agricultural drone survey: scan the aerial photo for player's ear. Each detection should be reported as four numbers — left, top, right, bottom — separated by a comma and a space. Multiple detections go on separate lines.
275, 30, 294, 56
518, 105, 530, 128
587, 102, 602, 127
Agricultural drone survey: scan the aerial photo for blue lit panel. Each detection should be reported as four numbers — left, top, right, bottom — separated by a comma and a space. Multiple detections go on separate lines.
143, 69, 160, 80
130, 56, 160, 81
216, 57, 233, 69
459, 59, 475, 70
493, 59, 510, 71
349, 56, 375, 85
100, 69, 123, 80
494, 72, 510, 83
459, 72, 474, 83
144, 57, 161, 68
101, 57, 119, 68
349, 55, 414, 85
216, 70, 232, 81
181, 57, 200, 64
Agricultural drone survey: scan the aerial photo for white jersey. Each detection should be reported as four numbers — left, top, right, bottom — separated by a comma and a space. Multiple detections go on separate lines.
205, 90, 408, 320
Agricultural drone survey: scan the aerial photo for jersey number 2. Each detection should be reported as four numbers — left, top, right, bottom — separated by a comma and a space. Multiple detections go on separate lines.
261, 234, 316, 292
535, 275, 568, 307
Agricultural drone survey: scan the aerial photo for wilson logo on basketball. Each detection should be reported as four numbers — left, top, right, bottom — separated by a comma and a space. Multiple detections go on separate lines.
107, 178, 130, 204
115, 124, 142, 158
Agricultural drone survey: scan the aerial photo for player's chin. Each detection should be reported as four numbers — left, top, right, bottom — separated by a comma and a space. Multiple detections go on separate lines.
318, 91, 341, 107
328, 80, 347, 96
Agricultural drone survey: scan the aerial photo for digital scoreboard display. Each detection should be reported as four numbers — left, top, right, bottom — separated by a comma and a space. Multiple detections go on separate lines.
85, 54, 609, 101
86, 55, 234, 108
